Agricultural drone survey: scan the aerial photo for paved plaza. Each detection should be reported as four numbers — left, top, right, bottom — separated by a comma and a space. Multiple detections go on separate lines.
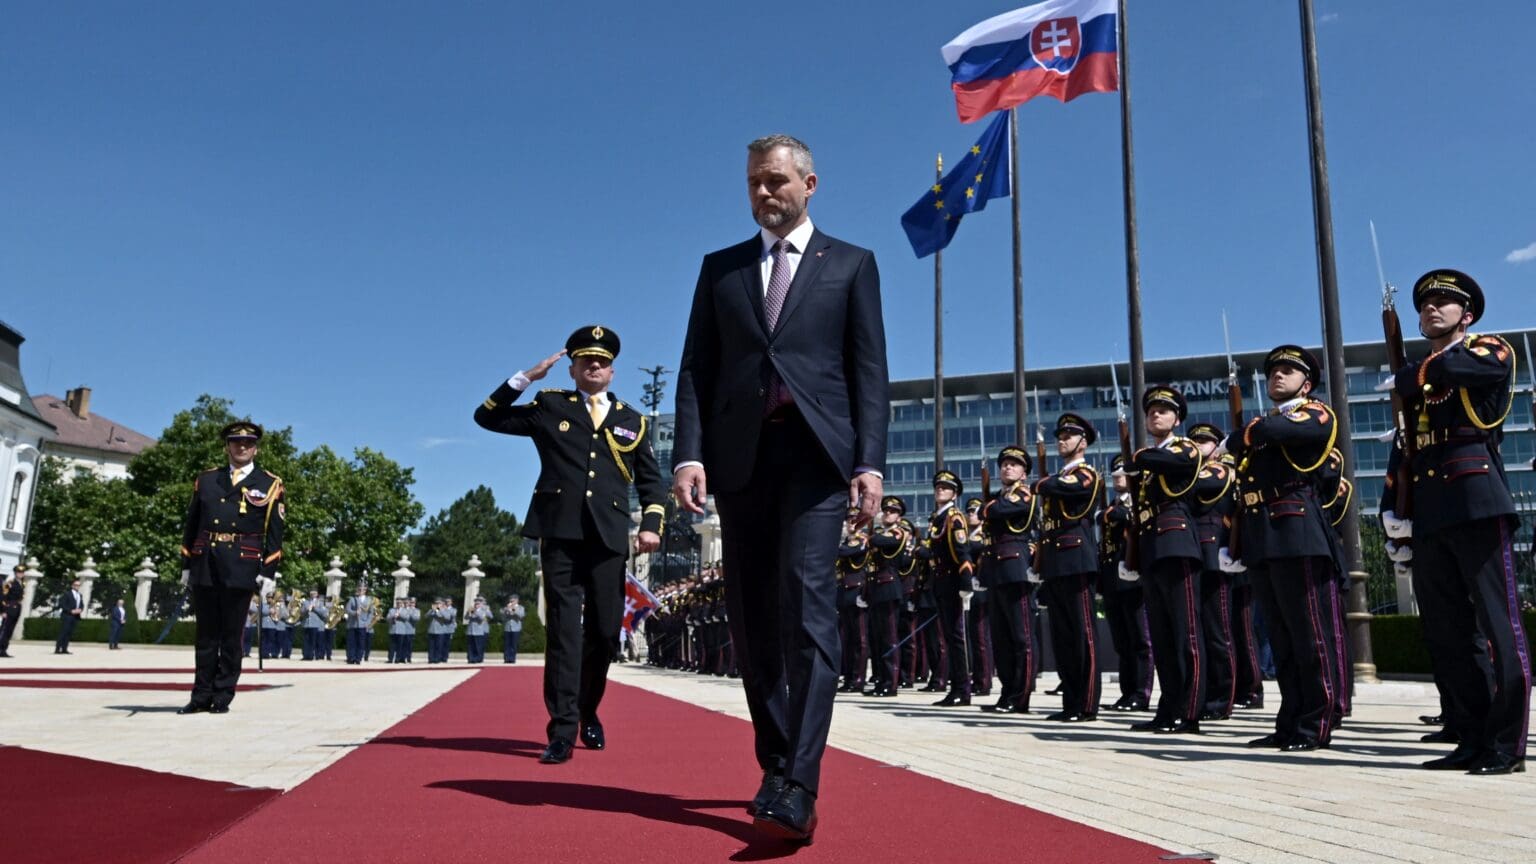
3, 641, 1532, 863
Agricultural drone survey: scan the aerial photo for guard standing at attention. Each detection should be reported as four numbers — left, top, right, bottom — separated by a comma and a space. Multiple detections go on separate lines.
474, 325, 666, 765
177, 421, 285, 714
1035, 415, 1103, 723
981, 446, 1038, 714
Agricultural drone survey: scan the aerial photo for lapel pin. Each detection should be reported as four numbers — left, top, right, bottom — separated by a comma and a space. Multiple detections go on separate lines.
816, 251, 825, 258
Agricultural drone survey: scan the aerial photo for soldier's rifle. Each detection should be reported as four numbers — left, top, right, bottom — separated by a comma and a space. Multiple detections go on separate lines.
1111, 360, 1142, 573
1032, 387, 1047, 482
1222, 310, 1245, 560
1373, 221, 1416, 521
1523, 333, 1536, 442
979, 416, 991, 500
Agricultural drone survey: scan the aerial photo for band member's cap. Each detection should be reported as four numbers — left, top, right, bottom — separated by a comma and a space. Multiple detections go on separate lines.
965, 497, 983, 513
221, 420, 263, 441
1263, 344, 1322, 388
1412, 268, 1483, 325
565, 325, 621, 361
1141, 386, 1187, 422
1110, 454, 1126, 475
1055, 413, 1097, 445
932, 470, 962, 494
997, 446, 1032, 472
880, 495, 906, 515
1187, 422, 1224, 443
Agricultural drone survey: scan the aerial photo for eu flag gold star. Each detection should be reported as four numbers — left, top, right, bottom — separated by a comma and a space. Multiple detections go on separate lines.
965, 187, 975, 198
934, 200, 944, 210
931, 184, 942, 194
970, 145, 981, 155
975, 173, 984, 183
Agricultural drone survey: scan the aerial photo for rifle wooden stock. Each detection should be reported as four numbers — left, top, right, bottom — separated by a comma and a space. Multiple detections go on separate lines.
1383, 306, 1415, 518
1118, 416, 1141, 572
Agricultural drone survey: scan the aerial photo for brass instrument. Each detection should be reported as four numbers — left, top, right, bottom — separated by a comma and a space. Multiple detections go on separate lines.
285, 594, 304, 626
368, 595, 384, 630
325, 596, 345, 629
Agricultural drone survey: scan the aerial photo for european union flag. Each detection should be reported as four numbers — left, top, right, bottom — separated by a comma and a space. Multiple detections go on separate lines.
900, 111, 1012, 258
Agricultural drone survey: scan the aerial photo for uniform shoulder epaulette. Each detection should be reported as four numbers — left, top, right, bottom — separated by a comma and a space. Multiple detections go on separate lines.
261, 469, 283, 483
539, 388, 571, 396
1465, 332, 1512, 359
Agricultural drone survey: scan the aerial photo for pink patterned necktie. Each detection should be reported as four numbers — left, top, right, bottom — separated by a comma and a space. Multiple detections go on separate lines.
763, 238, 794, 415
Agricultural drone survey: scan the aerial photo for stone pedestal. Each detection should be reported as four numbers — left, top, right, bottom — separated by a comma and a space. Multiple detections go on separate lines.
324, 556, 346, 600
1394, 563, 1418, 616
391, 555, 414, 600
18, 558, 41, 640
461, 555, 484, 618
132, 557, 157, 619
696, 511, 723, 567
76, 557, 100, 619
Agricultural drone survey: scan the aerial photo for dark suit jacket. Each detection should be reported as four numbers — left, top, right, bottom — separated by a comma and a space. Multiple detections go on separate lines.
474, 384, 666, 554
180, 465, 287, 590
672, 227, 889, 492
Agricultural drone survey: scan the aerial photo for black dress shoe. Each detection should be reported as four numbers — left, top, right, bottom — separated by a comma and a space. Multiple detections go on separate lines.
868, 687, 898, 698
754, 782, 817, 844
1422, 747, 1479, 770
1198, 710, 1231, 722
1419, 713, 1444, 726
1468, 754, 1525, 775
176, 703, 210, 715
1045, 684, 1065, 696
1154, 720, 1200, 735
539, 739, 574, 764
1061, 713, 1097, 723
933, 692, 971, 707
1129, 719, 1163, 732
1421, 728, 1460, 744
1247, 733, 1286, 748
1280, 738, 1321, 752
208, 705, 230, 714
747, 771, 785, 817
1045, 711, 1070, 721
1103, 699, 1133, 713
983, 699, 1016, 713
580, 722, 606, 750
1233, 696, 1265, 710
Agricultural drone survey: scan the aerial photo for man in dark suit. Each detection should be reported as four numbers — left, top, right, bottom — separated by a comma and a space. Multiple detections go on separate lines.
54, 579, 83, 653
474, 325, 665, 765
178, 421, 286, 714
672, 133, 890, 843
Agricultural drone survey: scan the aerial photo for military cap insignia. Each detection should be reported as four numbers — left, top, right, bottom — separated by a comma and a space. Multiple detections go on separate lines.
592, 326, 604, 339
558, 420, 571, 432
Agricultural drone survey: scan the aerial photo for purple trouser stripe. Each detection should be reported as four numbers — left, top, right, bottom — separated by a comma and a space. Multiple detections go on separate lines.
1498, 519, 1532, 754
1181, 562, 1203, 722
1302, 557, 1335, 742
1218, 581, 1236, 710
1328, 580, 1349, 714
1080, 573, 1099, 709
1138, 604, 1155, 701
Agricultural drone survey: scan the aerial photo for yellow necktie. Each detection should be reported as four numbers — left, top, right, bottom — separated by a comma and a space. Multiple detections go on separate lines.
587, 393, 607, 427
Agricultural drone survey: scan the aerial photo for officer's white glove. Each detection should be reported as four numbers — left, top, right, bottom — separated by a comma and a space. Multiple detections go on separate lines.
1385, 539, 1414, 563
180, 569, 190, 588
1117, 561, 1140, 583
1381, 510, 1413, 540
1218, 547, 1247, 574
855, 596, 868, 609
906, 601, 916, 613
970, 576, 984, 592
1025, 567, 1042, 584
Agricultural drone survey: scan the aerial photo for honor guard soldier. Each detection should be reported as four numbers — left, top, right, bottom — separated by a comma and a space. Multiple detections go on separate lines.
981, 446, 1039, 714
1187, 423, 1238, 721
177, 421, 285, 714
1221, 447, 1265, 711
835, 514, 871, 693
1382, 271, 1529, 774
474, 325, 666, 765
1125, 387, 1207, 734
1318, 447, 1354, 724
1035, 416, 1103, 722
1227, 346, 1341, 752
862, 497, 909, 696
895, 518, 922, 688
922, 471, 975, 706
963, 497, 994, 696
1098, 455, 1152, 712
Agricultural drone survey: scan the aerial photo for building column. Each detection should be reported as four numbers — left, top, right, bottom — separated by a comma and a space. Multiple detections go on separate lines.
17, 557, 41, 640
462, 555, 484, 617
132, 557, 157, 619
391, 555, 414, 600
324, 556, 346, 600
76, 557, 100, 618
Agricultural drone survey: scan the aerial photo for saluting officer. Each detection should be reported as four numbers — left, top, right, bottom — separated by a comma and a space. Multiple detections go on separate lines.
1126, 387, 1206, 735
1227, 346, 1341, 752
1035, 415, 1103, 722
1382, 271, 1529, 774
981, 446, 1038, 714
1098, 455, 1152, 712
1187, 423, 1238, 721
177, 421, 285, 714
474, 325, 666, 765
922, 470, 975, 706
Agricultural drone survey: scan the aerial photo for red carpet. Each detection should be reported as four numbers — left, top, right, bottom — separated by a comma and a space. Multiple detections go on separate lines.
0, 747, 279, 864
183, 668, 1171, 863
0, 665, 485, 675
0, 680, 276, 691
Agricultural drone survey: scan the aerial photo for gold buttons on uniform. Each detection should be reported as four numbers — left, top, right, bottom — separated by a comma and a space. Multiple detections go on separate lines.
1427, 470, 1436, 477
588, 471, 596, 478
590, 452, 596, 458
586, 490, 593, 497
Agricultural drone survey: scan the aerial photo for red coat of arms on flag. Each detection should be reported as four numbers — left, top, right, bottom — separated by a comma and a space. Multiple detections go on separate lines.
1030, 17, 1083, 73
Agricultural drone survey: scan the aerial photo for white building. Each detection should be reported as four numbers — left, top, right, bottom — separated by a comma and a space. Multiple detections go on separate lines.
32, 388, 156, 482
0, 321, 55, 574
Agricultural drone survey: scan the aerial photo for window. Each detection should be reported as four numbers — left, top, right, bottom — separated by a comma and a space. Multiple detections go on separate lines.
5, 472, 23, 531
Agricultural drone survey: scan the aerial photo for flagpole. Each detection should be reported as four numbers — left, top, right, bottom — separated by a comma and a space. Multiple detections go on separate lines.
1010, 107, 1027, 445
934, 152, 946, 475
1117, 0, 1145, 447
1298, 0, 1374, 681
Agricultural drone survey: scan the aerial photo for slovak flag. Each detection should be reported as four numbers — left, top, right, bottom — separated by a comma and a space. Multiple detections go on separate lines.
943, 0, 1119, 123
622, 573, 661, 634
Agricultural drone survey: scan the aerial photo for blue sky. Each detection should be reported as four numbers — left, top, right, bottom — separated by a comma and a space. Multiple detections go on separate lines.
4, 1, 1532, 522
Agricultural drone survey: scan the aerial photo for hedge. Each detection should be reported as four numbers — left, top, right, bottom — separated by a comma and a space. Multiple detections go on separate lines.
21, 608, 545, 655
1371, 611, 1536, 676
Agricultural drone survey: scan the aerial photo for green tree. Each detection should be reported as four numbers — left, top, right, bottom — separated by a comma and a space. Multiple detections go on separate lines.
410, 486, 538, 599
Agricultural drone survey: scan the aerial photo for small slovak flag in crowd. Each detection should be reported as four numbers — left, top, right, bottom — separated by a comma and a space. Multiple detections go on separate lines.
622, 573, 661, 634
943, 0, 1119, 123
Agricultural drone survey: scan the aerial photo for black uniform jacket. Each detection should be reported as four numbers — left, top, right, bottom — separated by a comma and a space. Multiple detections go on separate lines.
867, 525, 909, 604
1192, 459, 1235, 572
1035, 462, 1101, 578
919, 503, 974, 590
1382, 332, 1518, 535
181, 465, 286, 590
981, 484, 1036, 586
1131, 437, 1203, 565
836, 536, 870, 609
1229, 398, 1338, 563
475, 383, 666, 554
1097, 494, 1133, 595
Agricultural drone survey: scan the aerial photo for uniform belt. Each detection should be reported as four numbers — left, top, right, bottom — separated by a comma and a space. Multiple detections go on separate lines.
1239, 482, 1308, 509
1414, 427, 1489, 449
204, 530, 256, 543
